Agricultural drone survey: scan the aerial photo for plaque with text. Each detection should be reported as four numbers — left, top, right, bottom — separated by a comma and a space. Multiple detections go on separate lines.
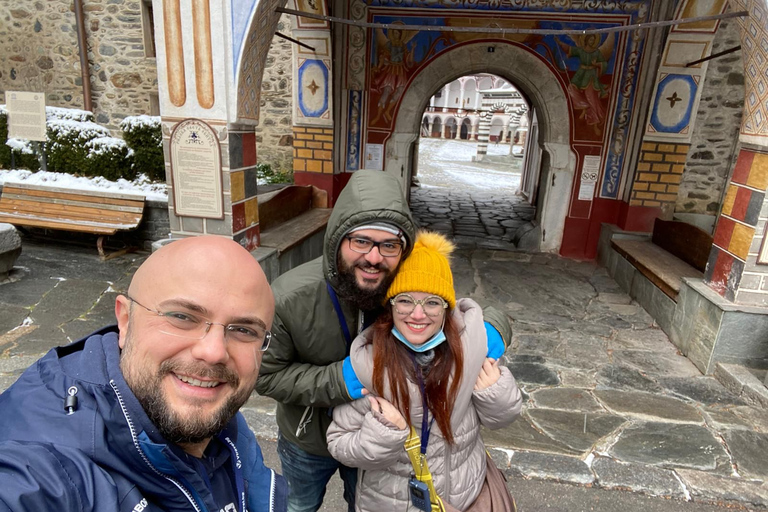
7, 91, 47, 141
170, 119, 224, 219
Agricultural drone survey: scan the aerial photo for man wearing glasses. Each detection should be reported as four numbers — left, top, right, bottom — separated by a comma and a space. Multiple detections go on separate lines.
256, 170, 511, 512
0, 236, 287, 512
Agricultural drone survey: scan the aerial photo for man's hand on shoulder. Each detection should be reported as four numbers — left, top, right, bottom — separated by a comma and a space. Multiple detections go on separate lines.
484, 321, 505, 360
342, 357, 368, 400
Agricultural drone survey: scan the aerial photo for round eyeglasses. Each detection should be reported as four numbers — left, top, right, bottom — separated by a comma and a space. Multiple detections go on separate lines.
390, 293, 448, 317
126, 296, 271, 351
345, 236, 404, 257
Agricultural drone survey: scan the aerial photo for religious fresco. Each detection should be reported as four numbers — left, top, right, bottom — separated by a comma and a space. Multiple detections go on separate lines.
556, 33, 614, 137
361, 2, 649, 199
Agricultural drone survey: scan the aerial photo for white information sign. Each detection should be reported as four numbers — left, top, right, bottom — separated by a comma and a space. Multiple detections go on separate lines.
364, 144, 383, 171
170, 119, 224, 219
6, 91, 47, 141
578, 155, 601, 201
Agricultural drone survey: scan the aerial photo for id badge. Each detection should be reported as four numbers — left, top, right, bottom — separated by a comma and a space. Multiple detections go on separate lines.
408, 476, 431, 512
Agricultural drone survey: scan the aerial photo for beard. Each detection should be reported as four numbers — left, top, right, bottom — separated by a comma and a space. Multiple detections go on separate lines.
335, 255, 397, 311
120, 327, 252, 445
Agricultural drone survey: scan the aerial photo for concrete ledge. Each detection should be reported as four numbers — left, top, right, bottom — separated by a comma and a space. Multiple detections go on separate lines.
600, 223, 768, 375
671, 279, 768, 374
714, 363, 768, 408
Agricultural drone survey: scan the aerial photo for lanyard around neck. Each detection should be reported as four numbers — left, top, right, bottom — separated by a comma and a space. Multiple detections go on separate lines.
217, 432, 246, 512
326, 281, 352, 348
411, 355, 432, 455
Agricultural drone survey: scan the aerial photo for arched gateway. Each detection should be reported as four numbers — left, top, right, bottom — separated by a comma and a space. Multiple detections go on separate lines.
386, 42, 573, 253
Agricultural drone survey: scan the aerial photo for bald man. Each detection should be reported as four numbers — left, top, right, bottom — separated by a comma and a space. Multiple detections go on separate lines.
0, 236, 288, 512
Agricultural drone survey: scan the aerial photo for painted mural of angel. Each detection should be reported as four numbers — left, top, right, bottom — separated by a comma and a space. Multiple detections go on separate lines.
370, 22, 418, 126
557, 32, 614, 134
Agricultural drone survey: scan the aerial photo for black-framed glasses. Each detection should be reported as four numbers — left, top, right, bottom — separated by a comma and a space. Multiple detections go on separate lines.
345, 235, 404, 257
126, 295, 271, 351
390, 293, 448, 317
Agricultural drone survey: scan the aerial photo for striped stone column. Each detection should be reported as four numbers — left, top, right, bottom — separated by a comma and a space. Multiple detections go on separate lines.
475, 96, 495, 161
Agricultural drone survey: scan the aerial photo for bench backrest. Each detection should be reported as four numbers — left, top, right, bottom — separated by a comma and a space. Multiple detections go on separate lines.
651, 218, 713, 272
0, 182, 145, 234
257, 185, 315, 233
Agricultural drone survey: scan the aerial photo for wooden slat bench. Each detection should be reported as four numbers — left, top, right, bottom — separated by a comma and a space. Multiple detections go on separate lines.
0, 182, 146, 259
611, 218, 713, 300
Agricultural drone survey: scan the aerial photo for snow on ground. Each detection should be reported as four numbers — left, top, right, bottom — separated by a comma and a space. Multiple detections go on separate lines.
417, 138, 522, 192
0, 169, 168, 201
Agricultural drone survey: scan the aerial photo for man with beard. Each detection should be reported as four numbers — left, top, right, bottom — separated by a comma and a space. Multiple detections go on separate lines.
0, 236, 287, 512
256, 170, 511, 512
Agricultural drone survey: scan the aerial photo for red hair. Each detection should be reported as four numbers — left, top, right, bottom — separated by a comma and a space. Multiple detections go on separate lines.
369, 308, 464, 445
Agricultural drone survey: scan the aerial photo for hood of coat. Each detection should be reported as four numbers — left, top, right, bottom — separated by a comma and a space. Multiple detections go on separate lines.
323, 170, 416, 289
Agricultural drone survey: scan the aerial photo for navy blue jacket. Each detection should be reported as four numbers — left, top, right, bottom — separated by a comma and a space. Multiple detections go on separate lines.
0, 327, 288, 512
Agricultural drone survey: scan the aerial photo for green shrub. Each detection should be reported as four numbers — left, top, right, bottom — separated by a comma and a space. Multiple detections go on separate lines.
44, 118, 110, 175
85, 137, 135, 181
120, 115, 164, 181
257, 162, 293, 184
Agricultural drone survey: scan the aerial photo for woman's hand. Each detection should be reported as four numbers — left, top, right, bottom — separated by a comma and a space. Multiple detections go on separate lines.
368, 396, 407, 430
475, 358, 501, 391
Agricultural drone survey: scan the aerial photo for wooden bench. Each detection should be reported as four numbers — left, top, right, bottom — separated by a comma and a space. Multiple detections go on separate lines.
611, 218, 713, 300
0, 182, 145, 259
257, 185, 330, 254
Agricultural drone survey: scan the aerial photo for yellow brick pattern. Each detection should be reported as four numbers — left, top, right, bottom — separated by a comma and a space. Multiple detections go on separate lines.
293, 127, 334, 174
630, 142, 690, 207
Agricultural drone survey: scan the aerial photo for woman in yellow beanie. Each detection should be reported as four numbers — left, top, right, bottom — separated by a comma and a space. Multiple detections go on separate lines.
327, 231, 522, 512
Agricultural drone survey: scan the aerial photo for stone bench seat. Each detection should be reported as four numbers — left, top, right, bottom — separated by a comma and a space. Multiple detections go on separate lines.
610, 238, 703, 300
251, 184, 330, 281
259, 207, 331, 254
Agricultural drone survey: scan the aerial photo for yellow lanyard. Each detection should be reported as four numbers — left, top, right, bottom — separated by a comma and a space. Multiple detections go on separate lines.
405, 426, 447, 512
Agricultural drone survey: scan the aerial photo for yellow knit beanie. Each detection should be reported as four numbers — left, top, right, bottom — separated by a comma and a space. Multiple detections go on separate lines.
386, 231, 456, 308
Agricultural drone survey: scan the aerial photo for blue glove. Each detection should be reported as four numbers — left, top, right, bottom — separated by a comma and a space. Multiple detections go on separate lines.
342, 356, 365, 400
485, 322, 505, 359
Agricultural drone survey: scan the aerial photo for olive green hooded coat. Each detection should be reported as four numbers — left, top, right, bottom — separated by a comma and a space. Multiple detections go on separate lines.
255, 170, 511, 457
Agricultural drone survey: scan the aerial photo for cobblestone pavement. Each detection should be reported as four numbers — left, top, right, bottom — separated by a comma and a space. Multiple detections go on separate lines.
410, 185, 535, 250
2, 235, 767, 510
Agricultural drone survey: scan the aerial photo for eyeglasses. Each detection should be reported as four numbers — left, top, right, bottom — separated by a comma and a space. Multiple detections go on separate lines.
390, 293, 448, 317
126, 295, 272, 351
345, 236, 404, 257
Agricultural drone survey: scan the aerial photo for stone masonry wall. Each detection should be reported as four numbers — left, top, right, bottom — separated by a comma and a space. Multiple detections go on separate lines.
0, 0, 158, 133
675, 19, 744, 216
254, 14, 293, 174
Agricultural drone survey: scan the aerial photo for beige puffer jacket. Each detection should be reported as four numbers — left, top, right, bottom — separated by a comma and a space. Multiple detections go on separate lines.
326, 298, 522, 512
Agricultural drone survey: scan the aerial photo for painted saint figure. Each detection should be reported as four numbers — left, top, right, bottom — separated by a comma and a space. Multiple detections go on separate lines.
370, 22, 418, 126
557, 32, 614, 135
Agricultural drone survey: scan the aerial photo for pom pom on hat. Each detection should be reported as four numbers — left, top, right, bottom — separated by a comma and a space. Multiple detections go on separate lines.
386, 231, 456, 308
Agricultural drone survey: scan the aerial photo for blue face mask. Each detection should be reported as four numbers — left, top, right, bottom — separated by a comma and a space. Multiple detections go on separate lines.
392, 325, 446, 353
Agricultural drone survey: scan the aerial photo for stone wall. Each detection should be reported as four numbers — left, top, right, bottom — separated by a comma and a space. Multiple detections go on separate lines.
675, 19, 744, 216
254, 14, 294, 174
0, 0, 158, 133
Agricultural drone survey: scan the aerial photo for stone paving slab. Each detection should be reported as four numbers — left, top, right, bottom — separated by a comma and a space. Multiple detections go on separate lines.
676, 469, 768, 509
528, 388, 604, 412
609, 422, 729, 471
594, 390, 703, 423
527, 408, 626, 454
591, 457, 686, 498
504, 450, 595, 485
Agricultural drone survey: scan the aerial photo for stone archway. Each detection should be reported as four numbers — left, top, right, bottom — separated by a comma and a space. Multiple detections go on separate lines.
388, 42, 573, 253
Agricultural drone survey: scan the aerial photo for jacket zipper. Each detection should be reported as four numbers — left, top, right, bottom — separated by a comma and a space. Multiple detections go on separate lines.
269, 468, 276, 511
110, 380, 204, 512
295, 406, 313, 437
